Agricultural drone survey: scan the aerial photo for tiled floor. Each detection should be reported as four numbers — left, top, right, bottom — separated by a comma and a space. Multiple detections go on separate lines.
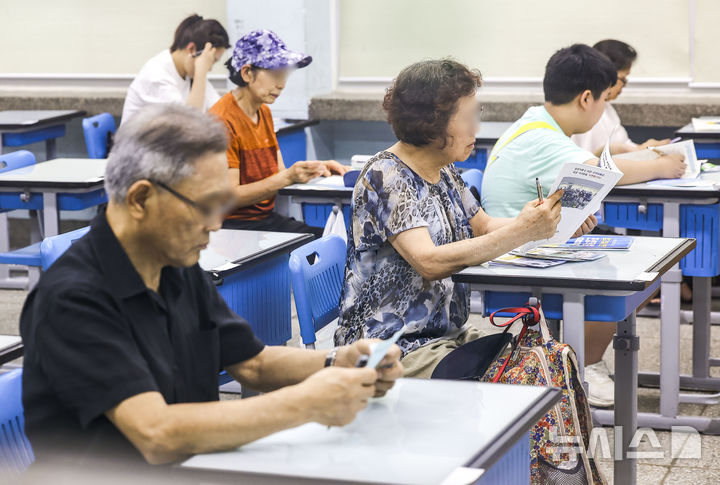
3, 288, 720, 484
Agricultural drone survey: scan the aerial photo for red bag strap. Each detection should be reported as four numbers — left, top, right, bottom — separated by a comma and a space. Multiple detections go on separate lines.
488, 301, 541, 383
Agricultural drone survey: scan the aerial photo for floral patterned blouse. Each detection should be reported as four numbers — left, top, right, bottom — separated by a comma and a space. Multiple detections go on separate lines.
334, 151, 481, 355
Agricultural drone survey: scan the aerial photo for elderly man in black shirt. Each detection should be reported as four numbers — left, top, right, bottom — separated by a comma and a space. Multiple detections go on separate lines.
19, 104, 402, 480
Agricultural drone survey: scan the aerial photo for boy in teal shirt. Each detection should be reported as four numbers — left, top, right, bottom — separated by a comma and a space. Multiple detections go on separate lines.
481, 44, 686, 408
482, 44, 686, 219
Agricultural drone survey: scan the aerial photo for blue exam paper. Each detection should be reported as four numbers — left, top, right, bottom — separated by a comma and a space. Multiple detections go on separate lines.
365, 325, 407, 369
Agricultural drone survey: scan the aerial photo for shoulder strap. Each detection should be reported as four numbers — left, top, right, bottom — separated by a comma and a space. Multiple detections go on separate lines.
486, 121, 559, 168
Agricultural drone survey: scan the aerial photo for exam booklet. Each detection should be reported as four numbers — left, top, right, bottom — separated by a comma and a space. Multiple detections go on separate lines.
519, 138, 623, 251
510, 247, 606, 262
692, 117, 720, 132
550, 235, 634, 250
489, 254, 567, 268
617, 139, 702, 182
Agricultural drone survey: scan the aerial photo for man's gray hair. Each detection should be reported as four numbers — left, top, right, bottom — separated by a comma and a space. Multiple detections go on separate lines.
105, 104, 227, 202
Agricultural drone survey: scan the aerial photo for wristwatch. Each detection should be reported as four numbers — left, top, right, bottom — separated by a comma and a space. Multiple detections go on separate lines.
324, 348, 338, 367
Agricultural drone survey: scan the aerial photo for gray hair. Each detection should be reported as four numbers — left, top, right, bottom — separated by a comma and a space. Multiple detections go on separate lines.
105, 103, 227, 202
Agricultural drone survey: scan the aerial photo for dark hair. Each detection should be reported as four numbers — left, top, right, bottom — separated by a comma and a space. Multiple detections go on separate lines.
383, 59, 482, 147
170, 14, 230, 52
593, 39, 637, 71
543, 44, 617, 105
106, 104, 228, 202
226, 61, 262, 87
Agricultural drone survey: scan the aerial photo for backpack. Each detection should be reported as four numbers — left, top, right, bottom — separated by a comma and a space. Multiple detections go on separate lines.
481, 299, 606, 485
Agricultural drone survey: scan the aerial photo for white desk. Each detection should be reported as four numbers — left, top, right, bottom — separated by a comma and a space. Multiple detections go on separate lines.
605, 177, 720, 434
0, 158, 107, 288
181, 378, 560, 485
453, 236, 695, 485
475, 121, 512, 145
0, 110, 85, 159
276, 179, 353, 222
0, 335, 22, 365
0, 158, 107, 238
199, 230, 313, 349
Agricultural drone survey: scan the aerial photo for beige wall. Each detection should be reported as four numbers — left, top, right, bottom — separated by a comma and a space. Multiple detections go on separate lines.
339, 0, 704, 81
0, 0, 227, 74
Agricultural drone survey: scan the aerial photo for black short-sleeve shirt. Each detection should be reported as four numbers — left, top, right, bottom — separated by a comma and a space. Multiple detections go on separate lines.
19, 211, 264, 468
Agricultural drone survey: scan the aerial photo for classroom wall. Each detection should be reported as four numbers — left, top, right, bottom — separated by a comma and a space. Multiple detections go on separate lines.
0, 0, 228, 75
338, 0, 718, 85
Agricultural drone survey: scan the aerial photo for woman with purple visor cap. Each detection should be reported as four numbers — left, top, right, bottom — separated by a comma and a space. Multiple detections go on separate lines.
209, 29, 348, 237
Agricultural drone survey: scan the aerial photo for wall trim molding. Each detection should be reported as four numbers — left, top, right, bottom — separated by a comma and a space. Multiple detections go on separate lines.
0, 73, 228, 93
335, 76, 720, 94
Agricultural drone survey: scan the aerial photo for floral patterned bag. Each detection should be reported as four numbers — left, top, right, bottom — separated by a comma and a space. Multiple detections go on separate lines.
481, 299, 606, 485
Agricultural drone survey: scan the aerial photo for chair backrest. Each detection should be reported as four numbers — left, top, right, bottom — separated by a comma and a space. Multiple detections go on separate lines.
289, 234, 347, 347
0, 150, 36, 173
0, 369, 34, 478
461, 168, 484, 202
40, 226, 91, 271
82, 113, 116, 159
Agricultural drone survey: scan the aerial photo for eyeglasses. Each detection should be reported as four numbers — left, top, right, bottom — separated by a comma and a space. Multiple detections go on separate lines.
617, 76, 628, 87
149, 179, 234, 225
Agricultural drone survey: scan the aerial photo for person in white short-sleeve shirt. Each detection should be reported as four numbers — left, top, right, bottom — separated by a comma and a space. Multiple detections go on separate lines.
572, 39, 670, 156
121, 14, 229, 125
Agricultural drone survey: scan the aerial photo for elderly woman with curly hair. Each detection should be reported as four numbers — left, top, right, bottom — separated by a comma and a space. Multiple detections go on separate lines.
334, 59, 595, 378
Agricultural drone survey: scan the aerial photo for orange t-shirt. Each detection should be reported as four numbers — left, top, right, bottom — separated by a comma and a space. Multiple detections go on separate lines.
209, 93, 279, 220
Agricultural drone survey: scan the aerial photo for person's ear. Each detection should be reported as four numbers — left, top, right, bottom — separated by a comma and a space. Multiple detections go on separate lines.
240, 64, 255, 84
578, 90, 593, 111
125, 180, 154, 220
186, 42, 197, 55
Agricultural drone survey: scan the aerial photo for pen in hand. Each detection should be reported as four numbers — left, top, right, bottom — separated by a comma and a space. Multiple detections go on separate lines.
536, 177, 544, 204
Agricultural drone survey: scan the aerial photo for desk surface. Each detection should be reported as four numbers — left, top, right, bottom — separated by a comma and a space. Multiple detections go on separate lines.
181, 378, 560, 485
0, 158, 107, 189
274, 119, 319, 136
454, 236, 694, 292
675, 122, 720, 140
199, 230, 313, 277
608, 172, 720, 199
0, 335, 23, 365
475, 121, 512, 144
278, 177, 353, 198
0, 110, 85, 130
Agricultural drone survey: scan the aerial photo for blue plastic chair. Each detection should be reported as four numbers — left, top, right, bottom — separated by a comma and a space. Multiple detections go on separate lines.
289, 234, 347, 348
82, 113, 116, 159
461, 168, 483, 202
40, 226, 90, 270
0, 151, 41, 212
0, 151, 43, 286
0, 150, 35, 174
0, 369, 34, 478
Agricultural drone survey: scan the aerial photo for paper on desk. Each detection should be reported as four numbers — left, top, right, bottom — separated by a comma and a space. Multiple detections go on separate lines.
519, 136, 623, 251
289, 175, 346, 189
646, 178, 718, 187
692, 117, 720, 131
617, 140, 700, 179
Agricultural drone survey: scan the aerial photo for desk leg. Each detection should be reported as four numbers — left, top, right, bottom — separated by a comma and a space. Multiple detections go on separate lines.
692, 276, 711, 379
562, 293, 585, 383
42, 193, 59, 237
288, 196, 303, 221
45, 138, 56, 161
614, 312, 638, 485
659, 202, 681, 418
0, 213, 9, 282
274, 194, 290, 217
659, 265, 681, 418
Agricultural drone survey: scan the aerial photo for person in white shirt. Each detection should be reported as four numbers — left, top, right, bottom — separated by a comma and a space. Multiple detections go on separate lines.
572, 40, 670, 156
121, 14, 230, 124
